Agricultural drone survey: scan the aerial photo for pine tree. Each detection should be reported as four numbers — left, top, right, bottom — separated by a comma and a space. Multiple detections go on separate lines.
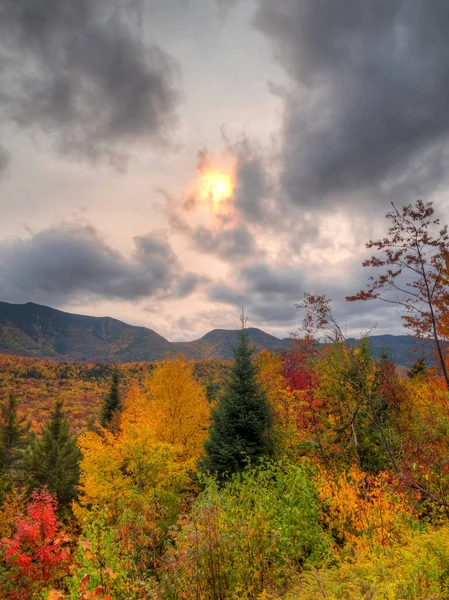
200, 321, 274, 480
407, 356, 427, 379
0, 394, 29, 474
25, 398, 81, 507
100, 368, 122, 430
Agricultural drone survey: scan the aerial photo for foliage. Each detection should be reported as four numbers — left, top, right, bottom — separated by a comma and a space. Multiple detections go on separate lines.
75, 382, 196, 586
100, 369, 122, 431
24, 398, 81, 508
408, 356, 427, 379
0, 490, 71, 599
317, 464, 414, 551
287, 525, 449, 600
148, 356, 211, 465
163, 460, 328, 599
0, 394, 29, 478
0, 354, 229, 433
347, 200, 449, 388
201, 327, 274, 480
67, 507, 159, 600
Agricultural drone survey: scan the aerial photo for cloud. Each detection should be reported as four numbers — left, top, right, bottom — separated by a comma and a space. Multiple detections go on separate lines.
209, 283, 247, 307
247, 0, 449, 208
0, 0, 179, 166
0, 224, 201, 304
0, 145, 9, 177
192, 225, 255, 260
208, 262, 305, 325
206, 256, 407, 335
231, 139, 274, 223
242, 264, 303, 295
175, 273, 210, 297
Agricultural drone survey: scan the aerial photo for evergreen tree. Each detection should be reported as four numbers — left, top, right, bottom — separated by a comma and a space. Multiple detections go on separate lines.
200, 322, 274, 481
0, 394, 29, 474
100, 368, 122, 430
25, 398, 81, 507
407, 356, 427, 379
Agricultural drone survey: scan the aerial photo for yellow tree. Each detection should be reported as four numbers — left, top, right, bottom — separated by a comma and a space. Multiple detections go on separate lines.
76, 384, 186, 521
75, 384, 189, 593
148, 356, 210, 466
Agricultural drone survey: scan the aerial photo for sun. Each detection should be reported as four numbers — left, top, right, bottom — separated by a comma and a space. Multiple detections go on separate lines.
197, 171, 234, 210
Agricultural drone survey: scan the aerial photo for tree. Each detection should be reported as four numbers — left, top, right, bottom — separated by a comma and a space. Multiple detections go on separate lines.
76, 386, 189, 579
100, 368, 122, 430
298, 293, 400, 475
346, 200, 449, 389
407, 356, 427, 379
0, 394, 29, 475
1, 489, 70, 599
25, 399, 81, 507
200, 321, 274, 480
148, 356, 210, 465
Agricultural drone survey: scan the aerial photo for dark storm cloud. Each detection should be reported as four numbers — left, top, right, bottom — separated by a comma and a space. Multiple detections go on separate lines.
252, 0, 449, 207
0, 0, 179, 165
0, 224, 200, 304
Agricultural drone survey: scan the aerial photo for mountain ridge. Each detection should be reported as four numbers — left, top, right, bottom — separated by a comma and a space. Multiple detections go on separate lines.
0, 300, 440, 366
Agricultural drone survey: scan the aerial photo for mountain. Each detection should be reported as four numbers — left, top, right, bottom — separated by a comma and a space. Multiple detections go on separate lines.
0, 302, 171, 362
0, 301, 442, 366
347, 334, 439, 367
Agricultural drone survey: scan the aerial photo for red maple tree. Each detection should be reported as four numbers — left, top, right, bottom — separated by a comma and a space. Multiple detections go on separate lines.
1, 489, 71, 599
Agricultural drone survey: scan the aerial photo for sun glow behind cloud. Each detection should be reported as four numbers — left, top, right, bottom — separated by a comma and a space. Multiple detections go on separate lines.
196, 170, 234, 211
182, 150, 237, 220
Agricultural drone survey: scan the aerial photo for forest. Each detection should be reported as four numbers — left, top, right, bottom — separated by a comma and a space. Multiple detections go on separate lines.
2, 200, 449, 599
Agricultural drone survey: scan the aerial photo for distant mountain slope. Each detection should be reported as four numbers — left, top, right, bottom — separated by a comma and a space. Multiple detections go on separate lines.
0, 301, 443, 365
0, 302, 171, 361
347, 334, 439, 367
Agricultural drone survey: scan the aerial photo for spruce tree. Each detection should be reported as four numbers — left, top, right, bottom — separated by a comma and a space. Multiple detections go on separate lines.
0, 394, 29, 474
407, 356, 427, 379
25, 398, 81, 507
100, 368, 122, 430
200, 322, 274, 481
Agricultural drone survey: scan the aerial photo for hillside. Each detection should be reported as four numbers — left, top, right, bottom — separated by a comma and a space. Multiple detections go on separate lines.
0, 301, 295, 362
0, 353, 231, 432
0, 301, 442, 366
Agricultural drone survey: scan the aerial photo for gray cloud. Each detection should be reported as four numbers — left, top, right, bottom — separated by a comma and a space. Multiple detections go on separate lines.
208, 263, 305, 326
207, 258, 406, 334
193, 225, 255, 260
231, 141, 273, 223
175, 273, 210, 297
0, 145, 9, 177
251, 0, 449, 208
0, 0, 179, 166
209, 283, 247, 307
242, 264, 303, 295
0, 224, 200, 304
209, 279, 299, 326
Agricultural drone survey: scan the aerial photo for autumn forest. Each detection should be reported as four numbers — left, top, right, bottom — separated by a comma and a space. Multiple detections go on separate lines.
3, 201, 449, 599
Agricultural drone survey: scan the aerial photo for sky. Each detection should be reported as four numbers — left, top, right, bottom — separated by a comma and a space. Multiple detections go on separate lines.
1, 0, 449, 341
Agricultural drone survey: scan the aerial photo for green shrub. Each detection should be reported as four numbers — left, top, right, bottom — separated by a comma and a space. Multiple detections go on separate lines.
163, 460, 328, 599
